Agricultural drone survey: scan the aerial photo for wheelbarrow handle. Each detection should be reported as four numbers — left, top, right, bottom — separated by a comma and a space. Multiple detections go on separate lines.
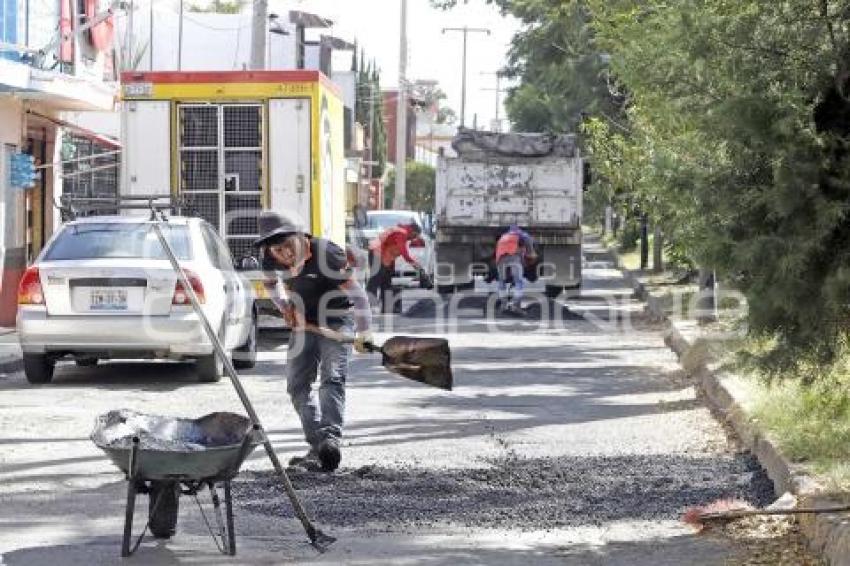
303, 323, 381, 353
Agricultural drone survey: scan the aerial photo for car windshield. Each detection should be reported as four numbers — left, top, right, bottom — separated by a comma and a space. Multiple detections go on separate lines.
44, 223, 193, 261
366, 213, 418, 230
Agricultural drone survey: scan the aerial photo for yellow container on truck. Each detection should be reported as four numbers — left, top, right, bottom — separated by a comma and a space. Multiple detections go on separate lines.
120, 70, 346, 261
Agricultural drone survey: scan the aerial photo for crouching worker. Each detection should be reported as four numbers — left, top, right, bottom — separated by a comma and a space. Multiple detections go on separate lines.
367, 222, 424, 314
256, 211, 373, 472
495, 224, 536, 312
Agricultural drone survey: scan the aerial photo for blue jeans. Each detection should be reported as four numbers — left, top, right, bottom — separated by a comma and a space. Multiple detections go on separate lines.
286, 318, 353, 448
497, 254, 525, 301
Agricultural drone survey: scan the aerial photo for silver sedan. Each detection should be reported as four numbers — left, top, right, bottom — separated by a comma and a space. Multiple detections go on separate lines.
17, 216, 257, 384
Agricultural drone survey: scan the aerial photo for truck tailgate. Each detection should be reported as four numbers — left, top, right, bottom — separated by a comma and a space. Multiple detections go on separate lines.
437, 159, 582, 228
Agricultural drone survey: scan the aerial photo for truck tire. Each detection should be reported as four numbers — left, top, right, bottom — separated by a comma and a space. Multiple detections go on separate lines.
24, 354, 55, 384
545, 285, 565, 299
148, 481, 180, 539
437, 284, 455, 295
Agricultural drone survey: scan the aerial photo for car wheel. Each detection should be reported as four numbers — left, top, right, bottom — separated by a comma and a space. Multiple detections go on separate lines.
148, 481, 180, 539
196, 352, 224, 383
76, 357, 98, 367
233, 312, 257, 370
23, 354, 55, 384
437, 284, 455, 295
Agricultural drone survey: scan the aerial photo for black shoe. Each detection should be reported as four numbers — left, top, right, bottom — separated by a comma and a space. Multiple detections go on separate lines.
317, 438, 341, 472
288, 448, 320, 469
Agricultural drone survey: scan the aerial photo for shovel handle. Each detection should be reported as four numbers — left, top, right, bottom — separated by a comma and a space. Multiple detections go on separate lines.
303, 323, 380, 352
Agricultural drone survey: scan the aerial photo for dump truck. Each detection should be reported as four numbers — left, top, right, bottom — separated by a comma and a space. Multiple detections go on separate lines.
435, 130, 584, 297
119, 70, 346, 311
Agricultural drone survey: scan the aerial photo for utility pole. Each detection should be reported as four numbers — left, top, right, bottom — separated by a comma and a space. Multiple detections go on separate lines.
442, 26, 490, 128
368, 82, 376, 185
127, 0, 134, 67
480, 71, 504, 131
394, 0, 408, 209
250, 0, 268, 70
177, 0, 183, 70
149, 0, 153, 70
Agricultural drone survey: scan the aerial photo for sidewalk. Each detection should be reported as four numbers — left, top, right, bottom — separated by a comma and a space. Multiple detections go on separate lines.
0, 328, 22, 375
607, 245, 850, 566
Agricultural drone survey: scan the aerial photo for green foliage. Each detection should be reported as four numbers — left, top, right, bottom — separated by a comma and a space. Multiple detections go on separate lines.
466, 0, 850, 374
354, 52, 387, 179
501, 1, 621, 132
188, 0, 243, 13
410, 84, 457, 125
583, 0, 850, 371
751, 348, 850, 487
385, 161, 437, 212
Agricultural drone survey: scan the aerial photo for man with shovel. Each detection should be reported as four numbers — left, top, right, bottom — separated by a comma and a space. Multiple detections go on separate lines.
256, 211, 373, 472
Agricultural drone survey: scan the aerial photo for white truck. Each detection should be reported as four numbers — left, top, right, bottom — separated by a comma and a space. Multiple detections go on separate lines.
435, 130, 584, 297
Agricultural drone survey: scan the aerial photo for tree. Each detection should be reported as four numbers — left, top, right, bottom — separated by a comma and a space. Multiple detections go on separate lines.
437, 0, 850, 375
188, 1, 243, 13
355, 54, 388, 179
384, 161, 436, 212
410, 84, 457, 125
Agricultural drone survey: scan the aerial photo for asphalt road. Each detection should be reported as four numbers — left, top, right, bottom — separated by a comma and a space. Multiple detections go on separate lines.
0, 240, 817, 565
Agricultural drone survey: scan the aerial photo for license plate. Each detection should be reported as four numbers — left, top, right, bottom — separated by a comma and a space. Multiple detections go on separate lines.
89, 288, 128, 311
252, 280, 269, 299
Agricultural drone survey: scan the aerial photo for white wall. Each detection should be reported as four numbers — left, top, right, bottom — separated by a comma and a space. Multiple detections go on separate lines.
331, 71, 356, 110
59, 111, 120, 139
0, 99, 23, 145
123, 4, 298, 72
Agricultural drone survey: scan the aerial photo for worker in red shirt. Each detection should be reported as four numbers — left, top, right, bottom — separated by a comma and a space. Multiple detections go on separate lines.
367, 222, 423, 313
495, 224, 535, 312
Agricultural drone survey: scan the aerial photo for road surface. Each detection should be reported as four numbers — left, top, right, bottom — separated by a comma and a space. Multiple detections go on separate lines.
0, 240, 816, 564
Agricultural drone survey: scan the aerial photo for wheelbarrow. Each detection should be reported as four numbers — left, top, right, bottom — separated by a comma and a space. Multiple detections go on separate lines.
91, 409, 263, 557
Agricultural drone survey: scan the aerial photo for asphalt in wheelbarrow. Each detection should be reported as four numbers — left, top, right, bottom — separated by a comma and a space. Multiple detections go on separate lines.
91, 409, 259, 480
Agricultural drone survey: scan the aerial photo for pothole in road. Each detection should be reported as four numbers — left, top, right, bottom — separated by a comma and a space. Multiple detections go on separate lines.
233, 452, 773, 531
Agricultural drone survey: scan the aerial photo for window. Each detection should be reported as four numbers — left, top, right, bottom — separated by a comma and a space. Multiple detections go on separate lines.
202, 224, 234, 272
45, 223, 192, 261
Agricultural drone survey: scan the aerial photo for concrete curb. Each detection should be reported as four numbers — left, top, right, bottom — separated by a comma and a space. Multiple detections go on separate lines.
604, 243, 850, 566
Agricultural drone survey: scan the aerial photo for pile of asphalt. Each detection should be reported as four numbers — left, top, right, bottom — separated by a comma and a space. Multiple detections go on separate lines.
234, 452, 773, 530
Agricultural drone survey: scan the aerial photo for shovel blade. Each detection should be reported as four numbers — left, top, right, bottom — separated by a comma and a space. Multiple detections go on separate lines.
380, 336, 453, 391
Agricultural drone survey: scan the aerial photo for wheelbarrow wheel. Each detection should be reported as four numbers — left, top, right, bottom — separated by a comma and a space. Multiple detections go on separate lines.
148, 481, 180, 539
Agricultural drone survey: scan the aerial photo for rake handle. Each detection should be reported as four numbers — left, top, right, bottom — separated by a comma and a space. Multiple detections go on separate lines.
700, 503, 850, 522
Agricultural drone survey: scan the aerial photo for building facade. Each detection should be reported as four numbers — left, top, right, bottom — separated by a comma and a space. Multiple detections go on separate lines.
0, 0, 117, 324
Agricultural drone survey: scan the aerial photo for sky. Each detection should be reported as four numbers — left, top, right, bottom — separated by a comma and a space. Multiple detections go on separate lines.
274, 0, 522, 130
